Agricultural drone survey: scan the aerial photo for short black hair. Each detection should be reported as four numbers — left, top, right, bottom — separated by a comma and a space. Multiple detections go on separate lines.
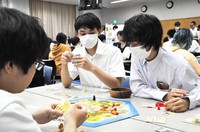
191, 21, 196, 25
74, 12, 101, 32
167, 29, 176, 38
163, 36, 169, 43
113, 25, 118, 30
56, 32, 67, 44
0, 7, 49, 74
174, 21, 180, 27
123, 14, 163, 50
69, 36, 80, 46
98, 34, 106, 42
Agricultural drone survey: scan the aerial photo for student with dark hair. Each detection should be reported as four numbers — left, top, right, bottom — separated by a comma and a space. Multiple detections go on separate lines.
169, 28, 200, 75
190, 21, 198, 41
69, 36, 81, 51
123, 13, 200, 112
61, 12, 125, 89
112, 25, 119, 43
0, 7, 87, 132
114, 31, 131, 60
49, 32, 71, 76
163, 29, 176, 51
98, 34, 106, 43
174, 21, 181, 31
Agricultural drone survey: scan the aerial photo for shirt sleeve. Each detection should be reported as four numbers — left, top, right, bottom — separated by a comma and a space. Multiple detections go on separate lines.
108, 48, 126, 78
0, 102, 42, 132
177, 68, 200, 109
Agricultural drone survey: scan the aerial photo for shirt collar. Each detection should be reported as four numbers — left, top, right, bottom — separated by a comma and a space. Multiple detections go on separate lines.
143, 47, 164, 70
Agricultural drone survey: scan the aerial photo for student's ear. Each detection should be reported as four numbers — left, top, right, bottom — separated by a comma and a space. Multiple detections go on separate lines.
4, 62, 13, 74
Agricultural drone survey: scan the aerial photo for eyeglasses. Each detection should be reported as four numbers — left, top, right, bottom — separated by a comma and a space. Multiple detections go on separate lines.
35, 61, 45, 71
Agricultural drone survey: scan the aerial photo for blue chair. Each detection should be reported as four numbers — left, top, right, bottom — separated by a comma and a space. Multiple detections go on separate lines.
197, 58, 200, 64
121, 76, 130, 88
43, 65, 53, 85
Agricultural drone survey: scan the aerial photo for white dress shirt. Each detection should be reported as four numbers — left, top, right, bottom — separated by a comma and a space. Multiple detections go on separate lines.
130, 48, 200, 109
188, 40, 200, 53
69, 39, 125, 88
163, 38, 173, 51
0, 90, 41, 132
190, 27, 198, 40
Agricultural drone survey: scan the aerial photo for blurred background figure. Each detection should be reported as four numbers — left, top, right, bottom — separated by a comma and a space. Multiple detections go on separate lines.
98, 34, 106, 43
174, 21, 181, 31
190, 21, 198, 41
111, 25, 118, 43
163, 29, 176, 51
170, 28, 200, 75
49, 32, 71, 77
113, 31, 131, 60
69, 36, 81, 51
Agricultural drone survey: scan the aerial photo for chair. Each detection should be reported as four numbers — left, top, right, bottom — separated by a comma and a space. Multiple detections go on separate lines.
43, 65, 53, 85
121, 76, 130, 88
196, 57, 200, 64
42, 59, 56, 83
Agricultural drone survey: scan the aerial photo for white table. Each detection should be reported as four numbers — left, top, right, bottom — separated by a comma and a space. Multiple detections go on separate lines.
17, 83, 199, 132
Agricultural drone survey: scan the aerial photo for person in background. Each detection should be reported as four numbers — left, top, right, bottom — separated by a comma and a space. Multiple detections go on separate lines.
49, 32, 71, 77
197, 25, 200, 44
100, 26, 106, 35
163, 36, 169, 43
162, 29, 176, 51
61, 12, 125, 89
0, 7, 87, 132
190, 21, 198, 41
174, 21, 181, 31
69, 36, 81, 51
123, 13, 200, 112
114, 31, 131, 60
170, 28, 200, 75
98, 34, 106, 43
111, 25, 119, 43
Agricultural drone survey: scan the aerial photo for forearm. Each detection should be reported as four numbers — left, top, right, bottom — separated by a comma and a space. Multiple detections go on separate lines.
61, 64, 72, 88
90, 65, 121, 88
64, 121, 77, 132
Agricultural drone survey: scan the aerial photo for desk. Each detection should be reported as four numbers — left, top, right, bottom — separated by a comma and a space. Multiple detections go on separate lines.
18, 83, 199, 132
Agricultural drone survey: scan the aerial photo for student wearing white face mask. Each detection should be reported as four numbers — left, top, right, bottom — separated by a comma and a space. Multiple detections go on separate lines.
61, 13, 125, 89
123, 14, 200, 112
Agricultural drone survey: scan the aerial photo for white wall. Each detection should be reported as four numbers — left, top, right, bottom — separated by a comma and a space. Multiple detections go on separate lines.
8, 0, 29, 15
101, 0, 200, 24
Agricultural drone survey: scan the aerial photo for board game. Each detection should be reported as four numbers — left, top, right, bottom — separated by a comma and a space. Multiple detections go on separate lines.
55, 97, 139, 128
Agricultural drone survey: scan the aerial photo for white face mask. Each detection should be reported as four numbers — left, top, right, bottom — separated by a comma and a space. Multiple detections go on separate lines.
130, 46, 151, 60
175, 27, 180, 30
79, 34, 98, 49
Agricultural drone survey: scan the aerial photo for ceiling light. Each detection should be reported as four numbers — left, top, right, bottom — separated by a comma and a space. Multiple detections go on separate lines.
111, 0, 130, 4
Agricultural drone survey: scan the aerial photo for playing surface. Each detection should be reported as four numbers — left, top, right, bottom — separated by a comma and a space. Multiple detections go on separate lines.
56, 97, 139, 127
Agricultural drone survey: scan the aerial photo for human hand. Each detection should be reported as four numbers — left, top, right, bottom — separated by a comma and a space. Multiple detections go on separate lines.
71, 55, 95, 71
32, 105, 63, 124
163, 88, 188, 101
64, 104, 87, 128
164, 98, 190, 112
61, 51, 73, 64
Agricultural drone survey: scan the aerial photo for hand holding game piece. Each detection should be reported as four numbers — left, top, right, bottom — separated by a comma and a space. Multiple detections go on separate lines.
64, 104, 87, 128
32, 107, 63, 124
164, 97, 189, 112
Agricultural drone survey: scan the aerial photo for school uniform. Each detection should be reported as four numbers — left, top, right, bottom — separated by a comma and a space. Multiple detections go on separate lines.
130, 47, 200, 109
0, 90, 41, 132
68, 39, 125, 88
